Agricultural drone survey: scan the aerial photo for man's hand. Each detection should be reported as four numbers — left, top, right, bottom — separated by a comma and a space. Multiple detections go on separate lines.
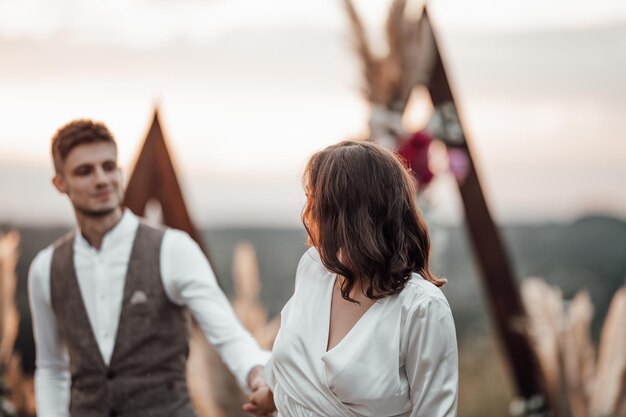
247, 365, 266, 392
243, 366, 275, 416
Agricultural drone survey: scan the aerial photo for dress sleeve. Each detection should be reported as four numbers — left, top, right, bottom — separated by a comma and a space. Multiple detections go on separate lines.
28, 248, 71, 417
160, 230, 270, 391
404, 297, 458, 417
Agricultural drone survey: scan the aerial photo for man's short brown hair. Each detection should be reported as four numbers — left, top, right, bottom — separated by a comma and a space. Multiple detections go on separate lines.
51, 119, 117, 174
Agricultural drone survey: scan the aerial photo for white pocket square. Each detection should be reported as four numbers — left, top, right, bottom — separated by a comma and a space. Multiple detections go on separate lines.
130, 290, 148, 305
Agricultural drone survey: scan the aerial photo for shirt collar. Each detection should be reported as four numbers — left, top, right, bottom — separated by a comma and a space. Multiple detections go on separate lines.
74, 209, 140, 253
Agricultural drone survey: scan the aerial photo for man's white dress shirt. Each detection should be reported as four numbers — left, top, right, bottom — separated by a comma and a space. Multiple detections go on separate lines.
28, 210, 270, 417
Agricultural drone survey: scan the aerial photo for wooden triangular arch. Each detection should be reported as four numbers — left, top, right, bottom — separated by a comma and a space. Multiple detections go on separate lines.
343, 0, 552, 411
424, 8, 550, 412
123, 109, 209, 260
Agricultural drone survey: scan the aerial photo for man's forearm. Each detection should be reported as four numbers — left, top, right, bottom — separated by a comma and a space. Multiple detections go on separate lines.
34, 367, 71, 417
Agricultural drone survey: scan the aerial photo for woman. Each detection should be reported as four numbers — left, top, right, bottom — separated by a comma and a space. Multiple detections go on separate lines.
245, 141, 458, 417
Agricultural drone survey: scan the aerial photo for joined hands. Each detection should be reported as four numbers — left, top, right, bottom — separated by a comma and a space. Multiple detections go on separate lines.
243, 366, 276, 417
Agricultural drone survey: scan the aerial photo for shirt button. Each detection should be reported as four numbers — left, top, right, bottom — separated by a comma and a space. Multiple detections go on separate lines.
107, 370, 116, 380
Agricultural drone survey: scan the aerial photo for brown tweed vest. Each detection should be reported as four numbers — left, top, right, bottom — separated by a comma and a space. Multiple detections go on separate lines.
50, 222, 196, 417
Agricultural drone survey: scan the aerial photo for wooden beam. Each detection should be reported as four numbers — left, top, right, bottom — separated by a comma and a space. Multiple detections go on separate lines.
424, 8, 550, 412
123, 109, 213, 273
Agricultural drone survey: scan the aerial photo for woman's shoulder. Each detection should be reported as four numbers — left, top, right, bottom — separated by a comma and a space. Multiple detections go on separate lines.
294, 247, 328, 287
398, 273, 452, 313
297, 246, 325, 272
302, 246, 322, 263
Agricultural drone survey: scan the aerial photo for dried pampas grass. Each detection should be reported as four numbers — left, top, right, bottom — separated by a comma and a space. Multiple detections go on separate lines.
186, 240, 280, 417
0, 231, 20, 369
522, 277, 626, 417
591, 287, 626, 417
342, 0, 435, 115
1, 231, 36, 417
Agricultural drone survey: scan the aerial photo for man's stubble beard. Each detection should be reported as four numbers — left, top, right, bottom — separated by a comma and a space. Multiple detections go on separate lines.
74, 204, 120, 218
73, 190, 123, 218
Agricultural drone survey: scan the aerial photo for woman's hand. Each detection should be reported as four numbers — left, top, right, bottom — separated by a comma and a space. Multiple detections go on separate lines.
242, 384, 276, 416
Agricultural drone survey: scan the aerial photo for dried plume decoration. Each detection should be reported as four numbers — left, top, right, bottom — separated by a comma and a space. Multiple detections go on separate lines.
521, 277, 626, 417
342, 0, 429, 111
1, 231, 36, 416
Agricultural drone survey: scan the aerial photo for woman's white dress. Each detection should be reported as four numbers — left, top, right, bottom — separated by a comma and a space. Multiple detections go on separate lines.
266, 248, 458, 417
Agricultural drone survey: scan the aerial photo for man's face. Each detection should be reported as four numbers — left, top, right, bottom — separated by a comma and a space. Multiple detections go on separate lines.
53, 142, 123, 217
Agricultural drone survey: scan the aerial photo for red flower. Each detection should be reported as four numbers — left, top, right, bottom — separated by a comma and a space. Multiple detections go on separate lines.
398, 130, 434, 190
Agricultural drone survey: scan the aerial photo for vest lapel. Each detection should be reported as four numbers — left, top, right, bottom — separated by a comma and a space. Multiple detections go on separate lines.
109, 223, 153, 367
52, 234, 108, 371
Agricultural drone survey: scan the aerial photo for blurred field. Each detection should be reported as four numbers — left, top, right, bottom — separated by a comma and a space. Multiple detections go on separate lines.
2, 214, 625, 416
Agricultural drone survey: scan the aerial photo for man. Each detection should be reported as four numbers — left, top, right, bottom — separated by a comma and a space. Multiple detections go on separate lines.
28, 119, 270, 417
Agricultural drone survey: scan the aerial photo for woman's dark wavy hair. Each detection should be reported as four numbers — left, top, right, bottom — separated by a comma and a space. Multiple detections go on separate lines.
302, 140, 445, 302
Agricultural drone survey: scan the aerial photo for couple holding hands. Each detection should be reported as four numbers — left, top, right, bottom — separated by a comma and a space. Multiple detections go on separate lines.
29, 119, 458, 417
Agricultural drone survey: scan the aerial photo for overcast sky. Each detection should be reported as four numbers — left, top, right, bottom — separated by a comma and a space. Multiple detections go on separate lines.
1, 0, 625, 226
